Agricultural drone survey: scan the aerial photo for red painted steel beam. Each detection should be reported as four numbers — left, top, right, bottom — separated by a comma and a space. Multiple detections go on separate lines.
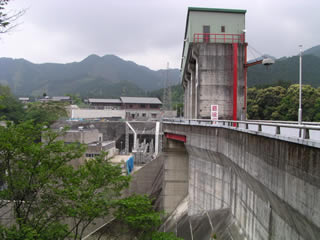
244, 60, 262, 68
165, 133, 187, 143
233, 43, 238, 125
244, 43, 248, 112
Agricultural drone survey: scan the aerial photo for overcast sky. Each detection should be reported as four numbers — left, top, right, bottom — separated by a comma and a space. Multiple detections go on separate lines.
1, 0, 319, 70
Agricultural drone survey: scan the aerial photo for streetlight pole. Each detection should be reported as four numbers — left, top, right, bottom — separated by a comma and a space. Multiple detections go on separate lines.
298, 45, 303, 125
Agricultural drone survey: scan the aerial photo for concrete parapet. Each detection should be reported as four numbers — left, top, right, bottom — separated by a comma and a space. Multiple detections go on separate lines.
163, 123, 320, 240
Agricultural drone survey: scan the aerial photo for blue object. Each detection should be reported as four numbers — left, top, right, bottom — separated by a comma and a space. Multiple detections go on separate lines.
126, 156, 134, 175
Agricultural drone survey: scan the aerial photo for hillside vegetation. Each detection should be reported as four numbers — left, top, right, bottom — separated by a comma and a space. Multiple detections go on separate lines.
248, 54, 320, 88
0, 44, 319, 101
0, 55, 180, 97
247, 84, 320, 121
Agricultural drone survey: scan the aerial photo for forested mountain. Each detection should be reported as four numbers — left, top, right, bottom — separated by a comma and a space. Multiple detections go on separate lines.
0, 44, 319, 97
304, 44, 320, 58
248, 47, 320, 87
0, 54, 180, 97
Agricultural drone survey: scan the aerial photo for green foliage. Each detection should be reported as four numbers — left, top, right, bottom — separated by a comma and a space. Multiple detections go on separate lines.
0, 84, 67, 125
113, 194, 185, 240
114, 195, 162, 234
275, 84, 320, 121
0, 224, 40, 240
304, 44, 320, 58
248, 54, 320, 88
247, 84, 320, 121
149, 84, 184, 111
0, 55, 180, 97
247, 86, 286, 120
0, 84, 24, 123
0, 1, 10, 31
0, 121, 130, 239
0, 0, 24, 34
24, 101, 68, 125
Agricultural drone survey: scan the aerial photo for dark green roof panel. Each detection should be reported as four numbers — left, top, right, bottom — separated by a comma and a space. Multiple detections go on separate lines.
188, 7, 247, 14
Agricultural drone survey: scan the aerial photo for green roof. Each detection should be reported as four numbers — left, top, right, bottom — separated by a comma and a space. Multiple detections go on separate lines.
188, 7, 247, 14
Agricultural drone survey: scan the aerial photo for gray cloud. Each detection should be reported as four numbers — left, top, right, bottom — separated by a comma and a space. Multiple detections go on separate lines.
1, 0, 319, 69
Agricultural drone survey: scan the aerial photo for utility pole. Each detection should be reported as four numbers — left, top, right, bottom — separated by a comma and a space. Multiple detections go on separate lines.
298, 45, 303, 125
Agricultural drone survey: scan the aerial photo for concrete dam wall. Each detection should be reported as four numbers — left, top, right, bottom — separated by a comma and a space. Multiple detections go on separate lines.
162, 123, 320, 240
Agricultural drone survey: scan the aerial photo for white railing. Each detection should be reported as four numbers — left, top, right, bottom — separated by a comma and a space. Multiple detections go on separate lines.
163, 118, 320, 142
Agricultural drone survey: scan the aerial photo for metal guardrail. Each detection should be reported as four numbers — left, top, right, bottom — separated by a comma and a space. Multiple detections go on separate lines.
193, 33, 245, 44
163, 118, 320, 141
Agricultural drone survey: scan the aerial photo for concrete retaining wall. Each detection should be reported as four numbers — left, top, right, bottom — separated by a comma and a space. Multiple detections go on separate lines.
161, 139, 189, 214
163, 123, 320, 240
123, 155, 164, 197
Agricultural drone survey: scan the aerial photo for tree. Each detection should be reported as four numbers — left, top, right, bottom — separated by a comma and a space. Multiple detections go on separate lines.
0, 84, 25, 123
0, 121, 130, 239
0, 0, 25, 34
247, 84, 320, 121
24, 101, 68, 125
113, 195, 162, 238
275, 84, 320, 121
247, 86, 286, 120
113, 195, 183, 240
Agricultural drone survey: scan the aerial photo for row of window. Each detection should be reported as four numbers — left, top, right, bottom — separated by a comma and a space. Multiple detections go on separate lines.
130, 113, 158, 119
128, 104, 159, 109
203, 25, 226, 33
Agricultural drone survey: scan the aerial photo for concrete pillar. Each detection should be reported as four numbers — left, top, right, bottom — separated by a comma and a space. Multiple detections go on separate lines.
185, 79, 189, 118
191, 69, 196, 118
150, 138, 154, 154
161, 138, 188, 215
194, 55, 199, 119
188, 79, 192, 118
125, 124, 129, 154
183, 82, 187, 118
155, 121, 160, 156
189, 79, 192, 118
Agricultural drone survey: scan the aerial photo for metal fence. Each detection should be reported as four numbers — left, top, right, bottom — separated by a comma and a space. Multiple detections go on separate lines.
193, 33, 245, 44
163, 118, 320, 143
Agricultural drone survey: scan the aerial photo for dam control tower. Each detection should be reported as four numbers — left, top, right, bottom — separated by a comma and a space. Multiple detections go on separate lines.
181, 7, 247, 120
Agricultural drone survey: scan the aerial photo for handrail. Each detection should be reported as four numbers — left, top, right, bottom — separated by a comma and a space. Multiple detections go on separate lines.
193, 33, 245, 44
245, 119, 320, 126
163, 118, 320, 130
162, 118, 320, 141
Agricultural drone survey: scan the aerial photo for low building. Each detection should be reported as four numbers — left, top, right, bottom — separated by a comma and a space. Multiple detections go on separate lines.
120, 97, 162, 110
121, 97, 163, 120
18, 97, 30, 103
88, 98, 122, 109
52, 96, 71, 103
37, 96, 71, 103
70, 109, 126, 120
125, 110, 161, 121
55, 126, 117, 167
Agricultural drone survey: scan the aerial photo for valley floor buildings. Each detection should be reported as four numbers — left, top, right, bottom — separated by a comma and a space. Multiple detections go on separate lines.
70, 97, 176, 121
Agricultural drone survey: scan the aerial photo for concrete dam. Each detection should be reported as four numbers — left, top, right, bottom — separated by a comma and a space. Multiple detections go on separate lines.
81, 7, 319, 240
156, 7, 319, 239
160, 120, 320, 240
